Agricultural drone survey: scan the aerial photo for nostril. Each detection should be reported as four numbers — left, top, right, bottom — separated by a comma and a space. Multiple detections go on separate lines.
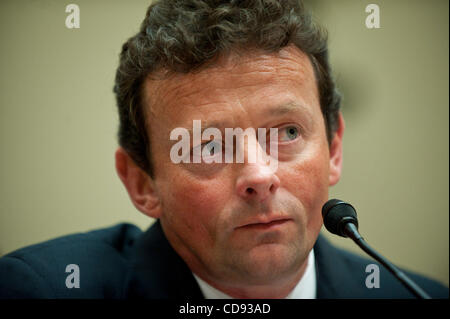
246, 188, 254, 195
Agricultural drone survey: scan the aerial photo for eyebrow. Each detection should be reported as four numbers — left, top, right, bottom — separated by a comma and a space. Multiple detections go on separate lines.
176, 100, 312, 140
182, 120, 230, 140
266, 101, 312, 117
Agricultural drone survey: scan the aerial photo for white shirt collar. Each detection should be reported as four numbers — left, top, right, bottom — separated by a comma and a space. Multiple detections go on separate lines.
193, 249, 316, 299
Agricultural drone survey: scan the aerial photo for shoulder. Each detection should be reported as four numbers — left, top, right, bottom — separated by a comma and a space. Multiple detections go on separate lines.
314, 235, 448, 299
0, 223, 143, 298
123, 220, 204, 299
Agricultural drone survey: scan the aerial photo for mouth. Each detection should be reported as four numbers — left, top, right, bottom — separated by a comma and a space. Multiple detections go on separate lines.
236, 218, 292, 230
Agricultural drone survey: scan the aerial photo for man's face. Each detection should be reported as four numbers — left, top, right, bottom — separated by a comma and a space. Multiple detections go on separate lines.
143, 45, 338, 288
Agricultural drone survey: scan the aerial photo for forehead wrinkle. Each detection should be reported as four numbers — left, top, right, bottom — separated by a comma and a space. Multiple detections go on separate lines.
145, 73, 224, 116
160, 46, 312, 96
143, 45, 316, 122
217, 45, 312, 77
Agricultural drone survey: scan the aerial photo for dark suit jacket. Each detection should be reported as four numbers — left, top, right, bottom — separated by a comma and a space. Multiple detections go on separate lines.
0, 220, 447, 299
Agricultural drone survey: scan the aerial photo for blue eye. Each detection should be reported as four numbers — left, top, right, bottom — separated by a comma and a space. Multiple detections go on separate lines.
203, 141, 220, 156
280, 126, 299, 142
190, 139, 224, 164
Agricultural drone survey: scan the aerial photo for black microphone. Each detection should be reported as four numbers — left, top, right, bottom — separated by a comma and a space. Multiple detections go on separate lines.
322, 199, 431, 299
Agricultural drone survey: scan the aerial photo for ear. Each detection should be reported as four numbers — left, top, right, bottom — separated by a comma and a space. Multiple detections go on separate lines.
115, 147, 162, 219
328, 112, 345, 186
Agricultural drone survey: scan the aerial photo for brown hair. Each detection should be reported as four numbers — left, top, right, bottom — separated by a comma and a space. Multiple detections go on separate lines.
113, 0, 341, 177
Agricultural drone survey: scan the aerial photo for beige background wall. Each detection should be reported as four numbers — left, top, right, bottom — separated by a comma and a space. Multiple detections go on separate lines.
0, 0, 448, 286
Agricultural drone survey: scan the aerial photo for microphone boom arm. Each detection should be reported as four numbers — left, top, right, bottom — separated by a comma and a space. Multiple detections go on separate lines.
344, 223, 431, 299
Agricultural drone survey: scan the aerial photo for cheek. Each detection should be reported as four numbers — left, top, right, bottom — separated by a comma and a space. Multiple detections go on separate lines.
160, 170, 231, 236
281, 151, 330, 228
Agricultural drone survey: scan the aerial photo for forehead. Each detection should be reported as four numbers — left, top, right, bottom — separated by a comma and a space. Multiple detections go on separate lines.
142, 45, 319, 124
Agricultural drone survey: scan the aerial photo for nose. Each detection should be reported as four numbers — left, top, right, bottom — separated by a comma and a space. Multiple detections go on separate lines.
236, 166, 280, 202
235, 141, 280, 202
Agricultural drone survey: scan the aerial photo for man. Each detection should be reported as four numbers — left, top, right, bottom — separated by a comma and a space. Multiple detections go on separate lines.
0, 0, 447, 299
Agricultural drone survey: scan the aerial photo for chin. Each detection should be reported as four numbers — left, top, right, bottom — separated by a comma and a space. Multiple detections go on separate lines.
238, 243, 304, 283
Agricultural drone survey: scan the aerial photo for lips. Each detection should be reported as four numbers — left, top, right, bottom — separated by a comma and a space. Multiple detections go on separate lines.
236, 217, 292, 230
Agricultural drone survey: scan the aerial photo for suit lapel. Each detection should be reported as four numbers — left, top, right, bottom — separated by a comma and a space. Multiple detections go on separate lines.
314, 234, 366, 298
125, 219, 204, 299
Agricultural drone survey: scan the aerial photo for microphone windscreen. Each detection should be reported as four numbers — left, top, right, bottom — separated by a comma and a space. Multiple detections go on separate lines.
322, 199, 358, 237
